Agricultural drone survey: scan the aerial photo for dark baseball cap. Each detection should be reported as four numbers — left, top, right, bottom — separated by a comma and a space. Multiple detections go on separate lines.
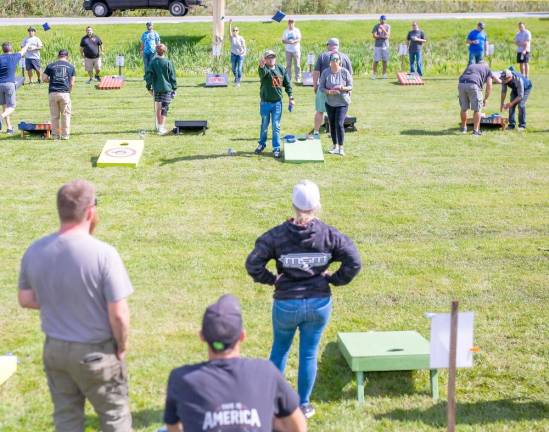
27, 27, 36, 32
58, 49, 69, 57
202, 294, 243, 352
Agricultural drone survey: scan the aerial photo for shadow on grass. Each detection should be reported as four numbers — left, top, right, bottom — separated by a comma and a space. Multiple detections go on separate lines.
73, 130, 140, 136
375, 398, 549, 426
230, 137, 257, 142
400, 128, 459, 136
85, 407, 164, 430
315, 342, 428, 402
159, 151, 258, 165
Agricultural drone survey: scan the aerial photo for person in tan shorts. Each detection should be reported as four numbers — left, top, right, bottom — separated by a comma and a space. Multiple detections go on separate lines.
42, 49, 76, 139
80, 26, 103, 83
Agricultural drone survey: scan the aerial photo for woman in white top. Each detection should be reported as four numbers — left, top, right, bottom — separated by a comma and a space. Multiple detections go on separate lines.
229, 19, 246, 86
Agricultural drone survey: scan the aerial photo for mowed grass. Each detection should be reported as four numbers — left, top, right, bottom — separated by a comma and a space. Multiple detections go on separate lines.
0, 62, 548, 429
0, 19, 548, 76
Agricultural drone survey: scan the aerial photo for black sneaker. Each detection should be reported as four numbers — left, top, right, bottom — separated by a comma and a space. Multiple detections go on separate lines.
506, 125, 515, 130
472, 130, 482, 136
95, 75, 101, 82
300, 403, 315, 419
273, 149, 281, 159
254, 144, 266, 155
6, 129, 14, 135
37, 79, 41, 84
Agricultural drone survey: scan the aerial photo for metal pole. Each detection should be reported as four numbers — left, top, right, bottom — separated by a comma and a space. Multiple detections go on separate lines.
447, 301, 459, 432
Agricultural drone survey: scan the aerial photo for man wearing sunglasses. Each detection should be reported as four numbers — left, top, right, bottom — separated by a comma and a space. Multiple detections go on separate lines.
18, 179, 134, 432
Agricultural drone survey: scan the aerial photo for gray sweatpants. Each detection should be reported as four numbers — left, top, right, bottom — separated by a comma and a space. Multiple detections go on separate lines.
285, 51, 301, 81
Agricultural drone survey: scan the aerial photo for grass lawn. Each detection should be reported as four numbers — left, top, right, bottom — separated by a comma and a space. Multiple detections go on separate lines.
0, 44, 548, 430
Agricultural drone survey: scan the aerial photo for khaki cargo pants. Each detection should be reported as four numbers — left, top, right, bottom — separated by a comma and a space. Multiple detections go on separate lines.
48, 92, 72, 139
43, 337, 132, 432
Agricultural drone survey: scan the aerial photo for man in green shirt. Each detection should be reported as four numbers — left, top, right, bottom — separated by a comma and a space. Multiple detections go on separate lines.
145, 44, 177, 135
256, 50, 294, 159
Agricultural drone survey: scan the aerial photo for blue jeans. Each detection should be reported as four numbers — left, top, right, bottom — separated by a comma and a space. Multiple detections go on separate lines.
468, 51, 484, 65
259, 101, 282, 149
143, 52, 155, 73
409, 51, 423, 76
230, 53, 244, 83
509, 86, 532, 128
270, 297, 332, 405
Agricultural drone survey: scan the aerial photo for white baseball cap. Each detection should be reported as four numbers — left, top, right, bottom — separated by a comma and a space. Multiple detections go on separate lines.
292, 180, 321, 211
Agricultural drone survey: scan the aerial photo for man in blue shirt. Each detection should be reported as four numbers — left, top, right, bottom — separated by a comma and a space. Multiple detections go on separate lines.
499, 69, 532, 130
467, 22, 488, 65
140, 22, 160, 74
0, 41, 29, 134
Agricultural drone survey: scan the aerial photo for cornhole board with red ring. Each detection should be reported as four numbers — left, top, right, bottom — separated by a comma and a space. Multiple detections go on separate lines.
205, 73, 229, 87
397, 72, 424, 85
97, 140, 144, 167
96, 76, 124, 90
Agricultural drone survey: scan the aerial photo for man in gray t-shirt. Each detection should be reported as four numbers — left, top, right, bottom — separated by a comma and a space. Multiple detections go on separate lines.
18, 179, 133, 432
371, 15, 391, 79
457, 62, 493, 136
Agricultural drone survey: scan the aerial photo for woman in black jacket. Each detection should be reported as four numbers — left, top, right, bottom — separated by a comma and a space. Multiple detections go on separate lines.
245, 180, 361, 418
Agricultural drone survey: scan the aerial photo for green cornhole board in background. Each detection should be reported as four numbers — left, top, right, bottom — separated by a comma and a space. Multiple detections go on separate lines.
97, 140, 144, 168
337, 331, 439, 403
284, 138, 324, 163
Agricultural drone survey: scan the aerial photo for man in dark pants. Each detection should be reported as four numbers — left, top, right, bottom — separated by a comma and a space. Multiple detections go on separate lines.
161, 294, 307, 432
256, 49, 294, 159
18, 180, 133, 432
500, 69, 532, 130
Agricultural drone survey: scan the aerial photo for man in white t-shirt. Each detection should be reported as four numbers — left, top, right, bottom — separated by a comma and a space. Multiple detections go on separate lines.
21, 27, 43, 85
514, 22, 532, 78
282, 18, 302, 83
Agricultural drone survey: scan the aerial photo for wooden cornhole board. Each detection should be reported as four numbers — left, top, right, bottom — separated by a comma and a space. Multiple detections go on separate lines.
19, 121, 52, 139
397, 72, 424, 85
467, 115, 508, 130
337, 331, 439, 403
284, 137, 324, 163
96, 76, 124, 90
97, 140, 144, 167
0, 355, 17, 385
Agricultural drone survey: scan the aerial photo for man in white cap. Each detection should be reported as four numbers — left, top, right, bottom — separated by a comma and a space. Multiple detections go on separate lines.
311, 38, 352, 137
282, 18, 302, 83
162, 294, 307, 432
246, 180, 362, 419
499, 68, 532, 130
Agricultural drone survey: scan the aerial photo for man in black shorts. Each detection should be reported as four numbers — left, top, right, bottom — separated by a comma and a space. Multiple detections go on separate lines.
21, 27, 43, 85
145, 43, 177, 135
162, 294, 307, 432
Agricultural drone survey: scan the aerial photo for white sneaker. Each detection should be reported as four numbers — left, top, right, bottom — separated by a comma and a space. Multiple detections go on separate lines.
338, 147, 345, 156
371, 74, 377, 80
328, 146, 338, 154
382, 74, 387, 80
461, 127, 467, 134
157, 127, 168, 136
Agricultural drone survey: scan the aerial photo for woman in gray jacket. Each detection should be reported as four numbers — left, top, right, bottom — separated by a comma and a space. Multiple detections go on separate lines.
319, 53, 353, 156
229, 19, 246, 86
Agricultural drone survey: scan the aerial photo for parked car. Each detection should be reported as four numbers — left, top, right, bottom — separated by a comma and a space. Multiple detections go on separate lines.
83, 0, 203, 17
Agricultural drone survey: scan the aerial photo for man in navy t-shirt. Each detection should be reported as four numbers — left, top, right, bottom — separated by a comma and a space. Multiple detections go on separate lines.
467, 22, 488, 65
42, 49, 76, 139
0, 41, 29, 134
162, 294, 307, 432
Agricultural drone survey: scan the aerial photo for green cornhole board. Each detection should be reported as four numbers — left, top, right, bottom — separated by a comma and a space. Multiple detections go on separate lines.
97, 140, 144, 168
284, 138, 324, 163
337, 331, 439, 403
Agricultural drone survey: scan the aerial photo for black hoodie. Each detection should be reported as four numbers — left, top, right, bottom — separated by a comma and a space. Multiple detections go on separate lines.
245, 219, 362, 300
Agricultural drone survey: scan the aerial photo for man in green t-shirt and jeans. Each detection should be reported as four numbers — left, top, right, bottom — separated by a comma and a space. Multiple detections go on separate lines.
256, 50, 294, 159
145, 43, 177, 135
